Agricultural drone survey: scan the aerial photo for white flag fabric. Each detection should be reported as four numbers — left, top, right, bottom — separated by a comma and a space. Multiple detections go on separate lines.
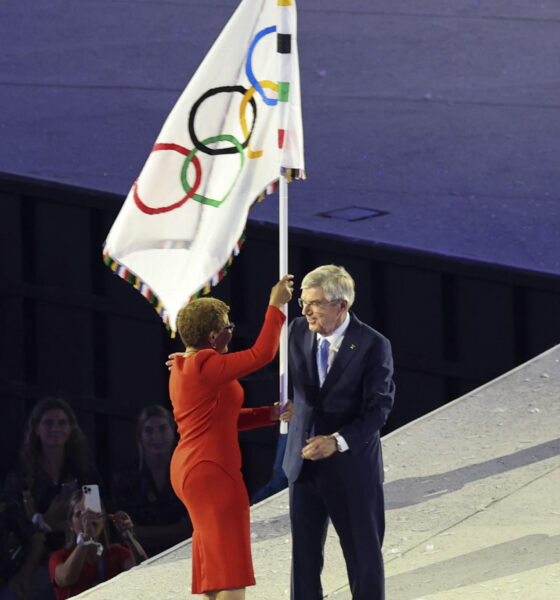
103, 0, 304, 333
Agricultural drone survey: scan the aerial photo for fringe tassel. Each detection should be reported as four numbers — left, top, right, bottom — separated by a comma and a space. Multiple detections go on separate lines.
102, 247, 172, 332
102, 169, 304, 335
281, 167, 306, 182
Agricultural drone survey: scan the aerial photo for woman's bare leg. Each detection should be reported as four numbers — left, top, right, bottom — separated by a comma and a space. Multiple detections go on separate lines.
215, 588, 245, 600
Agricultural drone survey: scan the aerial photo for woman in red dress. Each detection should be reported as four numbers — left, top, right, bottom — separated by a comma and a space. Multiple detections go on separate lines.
169, 275, 293, 600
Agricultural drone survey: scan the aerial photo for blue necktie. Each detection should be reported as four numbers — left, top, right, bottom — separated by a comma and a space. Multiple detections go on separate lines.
318, 338, 330, 386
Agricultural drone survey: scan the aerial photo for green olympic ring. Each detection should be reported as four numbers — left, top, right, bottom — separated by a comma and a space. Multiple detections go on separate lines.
181, 134, 245, 207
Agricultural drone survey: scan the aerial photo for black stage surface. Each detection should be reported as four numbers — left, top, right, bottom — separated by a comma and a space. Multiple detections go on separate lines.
2, 0, 559, 276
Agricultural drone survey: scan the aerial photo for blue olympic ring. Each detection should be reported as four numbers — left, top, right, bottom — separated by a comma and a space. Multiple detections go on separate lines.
246, 26, 278, 107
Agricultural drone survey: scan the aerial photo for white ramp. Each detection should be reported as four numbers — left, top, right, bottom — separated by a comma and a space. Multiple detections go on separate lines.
75, 345, 560, 599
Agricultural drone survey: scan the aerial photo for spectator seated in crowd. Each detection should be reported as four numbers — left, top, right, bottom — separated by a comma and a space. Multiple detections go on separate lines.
3, 397, 99, 599
111, 405, 192, 557
49, 490, 147, 600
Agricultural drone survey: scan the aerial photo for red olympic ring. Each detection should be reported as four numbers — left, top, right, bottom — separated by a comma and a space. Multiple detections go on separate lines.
134, 143, 202, 215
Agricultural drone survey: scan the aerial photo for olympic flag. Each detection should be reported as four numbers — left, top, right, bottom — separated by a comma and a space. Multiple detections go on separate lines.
103, 0, 304, 333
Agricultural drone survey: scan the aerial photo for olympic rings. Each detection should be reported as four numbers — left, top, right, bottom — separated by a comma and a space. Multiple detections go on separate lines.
133, 143, 202, 215
181, 134, 245, 207
136, 26, 278, 215
188, 86, 257, 155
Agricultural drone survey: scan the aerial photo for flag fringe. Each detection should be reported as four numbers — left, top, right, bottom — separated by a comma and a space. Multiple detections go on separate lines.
281, 167, 306, 182
102, 245, 173, 332
102, 173, 304, 335
102, 233, 245, 335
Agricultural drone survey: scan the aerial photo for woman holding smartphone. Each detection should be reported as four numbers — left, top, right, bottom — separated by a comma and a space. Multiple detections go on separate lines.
49, 490, 147, 600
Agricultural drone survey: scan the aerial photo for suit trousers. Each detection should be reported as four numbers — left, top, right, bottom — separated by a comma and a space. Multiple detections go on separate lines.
289, 459, 385, 600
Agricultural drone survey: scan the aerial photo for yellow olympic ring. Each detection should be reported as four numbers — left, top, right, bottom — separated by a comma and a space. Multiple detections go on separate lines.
240, 80, 278, 159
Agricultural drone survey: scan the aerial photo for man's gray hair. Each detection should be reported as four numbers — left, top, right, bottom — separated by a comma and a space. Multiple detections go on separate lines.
301, 265, 355, 308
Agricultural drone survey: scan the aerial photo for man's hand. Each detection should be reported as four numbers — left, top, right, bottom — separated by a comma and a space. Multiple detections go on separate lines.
302, 435, 337, 461
166, 352, 181, 371
270, 400, 294, 422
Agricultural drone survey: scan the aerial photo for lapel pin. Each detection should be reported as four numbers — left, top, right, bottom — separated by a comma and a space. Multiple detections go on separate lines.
350, 344, 356, 350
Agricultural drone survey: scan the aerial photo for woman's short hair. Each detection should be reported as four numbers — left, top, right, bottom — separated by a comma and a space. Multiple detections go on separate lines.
301, 265, 355, 308
177, 297, 230, 348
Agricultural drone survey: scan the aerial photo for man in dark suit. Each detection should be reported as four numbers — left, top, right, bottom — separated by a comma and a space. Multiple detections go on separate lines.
283, 264, 395, 600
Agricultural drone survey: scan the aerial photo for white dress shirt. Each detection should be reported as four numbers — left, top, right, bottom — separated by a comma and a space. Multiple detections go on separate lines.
316, 313, 351, 452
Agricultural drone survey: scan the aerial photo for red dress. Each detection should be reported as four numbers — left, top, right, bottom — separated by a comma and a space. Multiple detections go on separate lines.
169, 305, 285, 594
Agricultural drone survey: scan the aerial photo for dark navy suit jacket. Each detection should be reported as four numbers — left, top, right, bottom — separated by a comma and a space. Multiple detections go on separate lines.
282, 313, 395, 485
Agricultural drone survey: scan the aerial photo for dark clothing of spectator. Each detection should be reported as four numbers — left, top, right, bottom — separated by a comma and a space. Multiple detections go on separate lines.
112, 463, 192, 556
0, 491, 35, 584
4, 463, 98, 553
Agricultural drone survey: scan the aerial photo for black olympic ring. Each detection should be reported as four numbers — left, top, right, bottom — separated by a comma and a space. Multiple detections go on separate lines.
188, 86, 257, 155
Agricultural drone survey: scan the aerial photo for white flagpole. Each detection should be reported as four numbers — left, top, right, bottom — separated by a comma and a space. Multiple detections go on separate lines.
277, 0, 292, 434
279, 173, 289, 434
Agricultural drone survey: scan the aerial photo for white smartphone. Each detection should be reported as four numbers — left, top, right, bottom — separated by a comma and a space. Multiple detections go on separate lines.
82, 484, 102, 514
